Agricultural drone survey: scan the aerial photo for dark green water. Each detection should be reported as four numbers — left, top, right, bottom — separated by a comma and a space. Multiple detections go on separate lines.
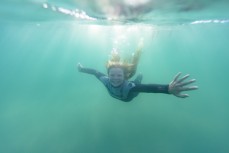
1, 1, 229, 153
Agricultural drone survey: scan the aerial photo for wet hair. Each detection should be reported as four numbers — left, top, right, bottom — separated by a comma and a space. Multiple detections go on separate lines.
106, 48, 142, 80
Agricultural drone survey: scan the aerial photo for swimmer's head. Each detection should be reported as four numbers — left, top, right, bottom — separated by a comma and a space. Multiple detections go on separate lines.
108, 66, 125, 87
106, 48, 137, 80
107, 61, 133, 80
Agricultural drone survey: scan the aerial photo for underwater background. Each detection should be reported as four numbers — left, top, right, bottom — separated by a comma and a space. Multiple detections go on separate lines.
0, 0, 229, 153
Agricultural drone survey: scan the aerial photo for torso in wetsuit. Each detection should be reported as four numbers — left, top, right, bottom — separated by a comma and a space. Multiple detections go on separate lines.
99, 76, 138, 102
79, 67, 170, 102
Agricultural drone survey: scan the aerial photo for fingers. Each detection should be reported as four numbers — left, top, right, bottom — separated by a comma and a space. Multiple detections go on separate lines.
177, 74, 190, 83
180, 86, 199, 91
177, 93, 189, 98
172, 72, 182, 83
179, 79, 196, 86
172, 85, 198, 98
173, 73, 197, 87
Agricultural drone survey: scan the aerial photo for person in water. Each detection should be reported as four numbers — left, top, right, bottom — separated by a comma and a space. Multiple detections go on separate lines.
77, 44, 198, 102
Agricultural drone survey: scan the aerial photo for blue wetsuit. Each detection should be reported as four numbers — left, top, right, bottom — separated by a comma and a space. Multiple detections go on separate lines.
79, 67, 170, 102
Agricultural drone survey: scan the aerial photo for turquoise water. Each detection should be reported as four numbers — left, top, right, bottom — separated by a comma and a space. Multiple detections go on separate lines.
1, 1, 229, 153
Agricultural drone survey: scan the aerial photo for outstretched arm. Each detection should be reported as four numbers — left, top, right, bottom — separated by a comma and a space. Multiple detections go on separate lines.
131, 84, 169, 94
77, 63, 106, 79
131, 72, 198, 98
168, 72, 198, 98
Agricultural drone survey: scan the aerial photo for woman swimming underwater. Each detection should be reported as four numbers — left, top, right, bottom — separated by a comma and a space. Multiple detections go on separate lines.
77, 44, 198, 102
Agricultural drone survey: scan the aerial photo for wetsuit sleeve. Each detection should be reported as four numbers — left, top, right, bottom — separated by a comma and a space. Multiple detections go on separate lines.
79, 67, 106, 79
131, 84, 170, 94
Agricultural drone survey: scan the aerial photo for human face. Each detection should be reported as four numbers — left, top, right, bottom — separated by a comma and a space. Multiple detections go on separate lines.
108, 67, 125, 87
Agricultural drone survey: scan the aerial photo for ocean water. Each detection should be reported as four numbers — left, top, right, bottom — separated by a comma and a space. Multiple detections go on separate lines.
0, 0, 229, 153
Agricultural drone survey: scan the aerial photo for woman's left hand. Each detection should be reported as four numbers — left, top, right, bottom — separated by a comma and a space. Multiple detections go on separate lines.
77, 63, 83, 72
169, 72, 198, 98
